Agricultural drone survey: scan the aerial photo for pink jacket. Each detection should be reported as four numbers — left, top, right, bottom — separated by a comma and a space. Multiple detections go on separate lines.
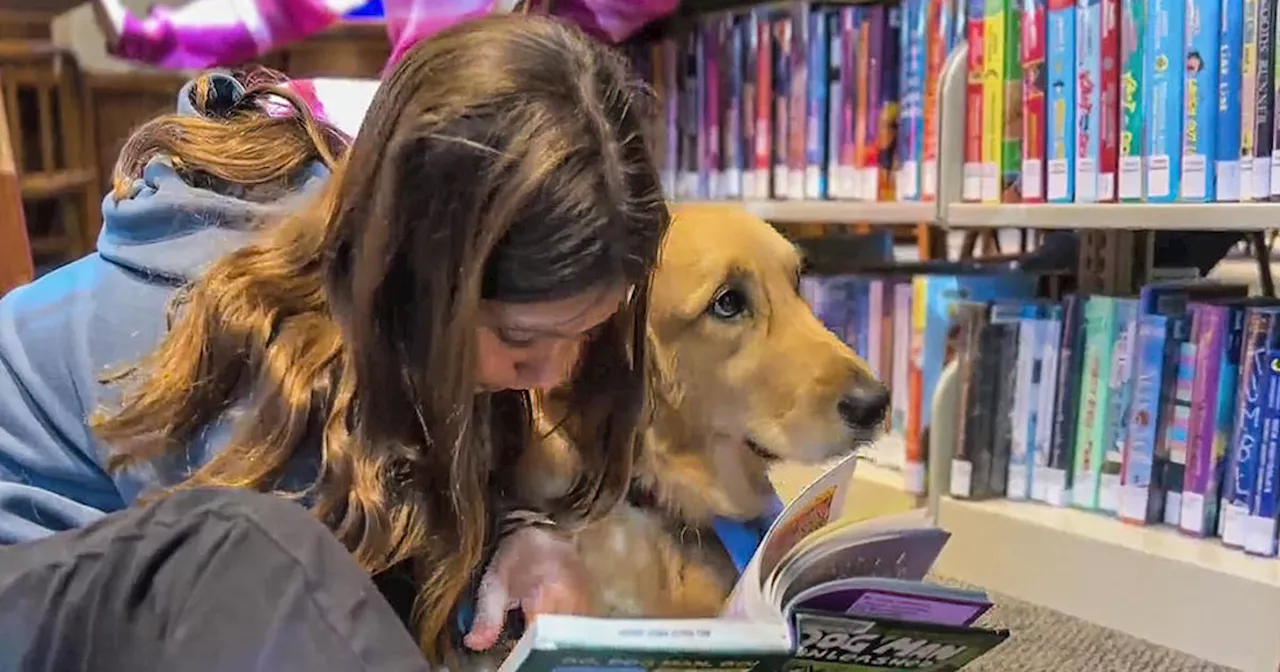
103, 0, 677, 72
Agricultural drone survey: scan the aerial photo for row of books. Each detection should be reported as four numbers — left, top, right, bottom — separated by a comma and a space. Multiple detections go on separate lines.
949, 281, 1280, 558
971, 0, 1280, 204
627, 0, 964, 205
800, 269, 1040, 493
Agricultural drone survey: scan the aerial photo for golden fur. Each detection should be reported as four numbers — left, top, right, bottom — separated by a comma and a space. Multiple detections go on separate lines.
519, 203, 886, 618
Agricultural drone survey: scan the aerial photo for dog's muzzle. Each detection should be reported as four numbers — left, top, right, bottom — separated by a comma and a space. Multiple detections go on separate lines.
838, 380, 892, 431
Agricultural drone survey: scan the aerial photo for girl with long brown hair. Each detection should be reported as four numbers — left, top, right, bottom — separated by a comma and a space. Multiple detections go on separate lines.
0, 14, 667, 669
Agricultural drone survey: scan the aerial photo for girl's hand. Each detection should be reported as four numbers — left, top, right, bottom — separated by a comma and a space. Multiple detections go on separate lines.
462, 524, 590, 651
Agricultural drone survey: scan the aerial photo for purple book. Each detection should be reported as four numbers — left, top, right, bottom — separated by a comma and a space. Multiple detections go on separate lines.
1182, 303, 1225, 533
703, 20, 723, 200
663, 37, 680, 199
864, 6, 886, 201
788, 2, 812, 200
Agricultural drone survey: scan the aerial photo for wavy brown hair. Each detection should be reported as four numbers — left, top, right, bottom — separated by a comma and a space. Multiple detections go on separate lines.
93, 15, 667, 664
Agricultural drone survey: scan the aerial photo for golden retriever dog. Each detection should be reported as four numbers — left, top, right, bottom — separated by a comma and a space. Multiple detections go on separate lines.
518, 203, 891, 620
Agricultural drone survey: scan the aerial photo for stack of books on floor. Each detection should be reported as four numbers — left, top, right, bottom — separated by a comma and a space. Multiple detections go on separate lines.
625, 0, 961, 203
948, 278, 1280, 560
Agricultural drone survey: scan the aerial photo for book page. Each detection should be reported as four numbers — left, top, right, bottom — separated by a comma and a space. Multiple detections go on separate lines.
723, 451, 860, 619
769, 527, 950, 609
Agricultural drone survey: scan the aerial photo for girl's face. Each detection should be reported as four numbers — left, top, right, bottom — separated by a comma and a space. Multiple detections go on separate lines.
476, 284, 628, 391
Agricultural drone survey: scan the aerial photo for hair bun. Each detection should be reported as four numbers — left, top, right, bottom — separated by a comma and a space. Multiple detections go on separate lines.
177, 71, 247, 119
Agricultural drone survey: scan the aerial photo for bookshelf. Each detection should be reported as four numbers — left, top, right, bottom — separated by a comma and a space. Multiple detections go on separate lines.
945, 202, 1280, 231
680, 200, 938, 225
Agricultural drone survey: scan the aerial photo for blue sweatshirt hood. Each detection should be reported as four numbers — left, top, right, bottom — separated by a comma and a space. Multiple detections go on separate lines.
97, 158, 330, 284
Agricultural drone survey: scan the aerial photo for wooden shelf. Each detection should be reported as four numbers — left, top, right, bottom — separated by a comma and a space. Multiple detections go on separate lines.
946, 202, 1280, 231
682, 200, 937, 225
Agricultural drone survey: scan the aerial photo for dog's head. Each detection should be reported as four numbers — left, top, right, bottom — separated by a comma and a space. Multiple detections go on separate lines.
648, 204, 890, 466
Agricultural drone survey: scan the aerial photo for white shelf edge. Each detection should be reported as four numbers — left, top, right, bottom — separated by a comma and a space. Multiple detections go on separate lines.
944, 202, 1280, 231
933, 496, 1280, 671
677, 200, 937, 225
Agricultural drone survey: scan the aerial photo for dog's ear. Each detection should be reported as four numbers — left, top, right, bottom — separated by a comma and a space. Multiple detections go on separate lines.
644, 326, 683, 414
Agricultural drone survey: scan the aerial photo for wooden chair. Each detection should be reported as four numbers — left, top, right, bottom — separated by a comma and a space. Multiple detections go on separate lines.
0, 41, 101, 272
0, 68, 34, 297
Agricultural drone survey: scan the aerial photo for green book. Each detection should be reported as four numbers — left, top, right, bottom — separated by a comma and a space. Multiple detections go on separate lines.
1071, 296, 1120, 509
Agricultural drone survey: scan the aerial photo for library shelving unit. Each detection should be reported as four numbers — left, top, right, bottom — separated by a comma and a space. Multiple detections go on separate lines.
925, 43, 1280, 672
682, 199, 937, 226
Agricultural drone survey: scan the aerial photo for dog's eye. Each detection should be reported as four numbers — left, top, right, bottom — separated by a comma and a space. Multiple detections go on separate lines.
708, 287, 748, 320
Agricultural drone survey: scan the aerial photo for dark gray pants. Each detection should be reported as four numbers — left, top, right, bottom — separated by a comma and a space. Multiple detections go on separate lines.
0, 488, 431, 672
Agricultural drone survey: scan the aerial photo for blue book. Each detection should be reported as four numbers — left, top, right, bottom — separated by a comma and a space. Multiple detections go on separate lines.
1099, 298, 1140, 513
1215, 0, 1244, 200
1222, 307, 1278, 546
1120, 313, 1172, 523
1009, 303, 1048, 499
1246, 323, 1280, 556
805, 9, 830, 199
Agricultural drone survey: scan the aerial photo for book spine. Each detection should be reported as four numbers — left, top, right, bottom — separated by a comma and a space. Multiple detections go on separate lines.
1181, 0, 1220, 201
1163, 322, 1200, 524
1032, 305, 1065, 501
754, 12, 774, 200
1001, 0, 1026, 202
902, 0, 928, 200
1098, 0, 1121, 200
1241, 0, 1261, 201
838, 9, 859, 200
892, 282, 914, 440
1146, 314, 1189, 523
1120, 313, 1170, 523
981, 0, 1008, 202
868, 279, 885, 378
1246, 320, 1280, 555
952, 305, 987, 497
1072, 296, 1116, 509
1100, 299, 1140, 513
1272, 0, 1280, 200
923, 0, 947, 200
773, 16, 793, 199
1022, 0, 1050, 202
703, 21, 720, 199
1008, 306, 1041, 499
805, 10, 829, 199
663, 38, 680, 200
906, 275, 929, 493
1256, 0, 1276, 199
1222, 309, 1271, 546
1181, 304, 1224, 534
968, 320, 1007, 498
880, 281, 897, 435
1118, 0, 1146, 200
988, 302, 1024, 498
743, 13, 760, 200
1206, 305, 1247, 534
854, 11, 872, 200
727, 17, 745, 200
880, 6, 904, 202
1044, 295, 1084, 505
1143, 0, 1185, 201
826, 11, 844, 199
679, 32, 699, 199
965, 0, 988, 200
1047, 0, 1078, 201
1075, 0, 1102, 202
867, 7, 890, 200
788, 3, 810, 200
1218, 0, 1245, 200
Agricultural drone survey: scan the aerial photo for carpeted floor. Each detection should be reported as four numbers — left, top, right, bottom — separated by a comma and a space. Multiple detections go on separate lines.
932, 577, 1238, 672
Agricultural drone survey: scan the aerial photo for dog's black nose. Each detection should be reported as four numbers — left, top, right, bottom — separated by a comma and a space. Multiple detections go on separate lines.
838, 382, 891, 429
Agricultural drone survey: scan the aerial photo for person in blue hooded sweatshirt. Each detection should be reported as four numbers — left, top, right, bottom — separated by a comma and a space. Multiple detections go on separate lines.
0, 14, 668, 671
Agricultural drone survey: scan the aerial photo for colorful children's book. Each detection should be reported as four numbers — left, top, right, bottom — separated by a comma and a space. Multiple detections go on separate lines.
965, 0, 989, 201
1100, 298, 1140, 513
1245, 316, 1280, 556
1162, 319, 1200, 524
804, 9, 830, 200
501, 459, 1010, 672
1031, 304, 1066, 502
1118, 0, 1146, 200
1254, 0, 1276, 200
900, 0, 929, 201
1001, 0, 1026, 202
1075, 0, 1103, 202
1072, 296, 1119, 509
1217, 0, 1244, 201
726, 15, 746, 201
773, 13, 794, 200
892, 282, 914, 438
923, 0, 948, 200
1142, 0, 1186, 201
952, 300, 991, 498
1119, 313, 1172, 524
704, 19, 723, 200
1180, 0, 1220, 201
832, 9, 855, 200
1098, 0, 1121, 200
1240, 0, 1261, 201
788, 3, 812, 201
1041, 295, 1085, 506
1008, 303, 1045, 499
1022, 0, 1050, 202
1221, 307, 1275, 545
1047, 0, 1078, 201
879, 6, 906, 202
981, 0, 1008, 202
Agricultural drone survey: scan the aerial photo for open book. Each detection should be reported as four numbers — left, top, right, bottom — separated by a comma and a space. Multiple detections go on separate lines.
499, 453, 1009, 671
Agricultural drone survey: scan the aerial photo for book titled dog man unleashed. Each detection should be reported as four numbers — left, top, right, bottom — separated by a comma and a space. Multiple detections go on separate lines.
498, 454, 1010, 672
